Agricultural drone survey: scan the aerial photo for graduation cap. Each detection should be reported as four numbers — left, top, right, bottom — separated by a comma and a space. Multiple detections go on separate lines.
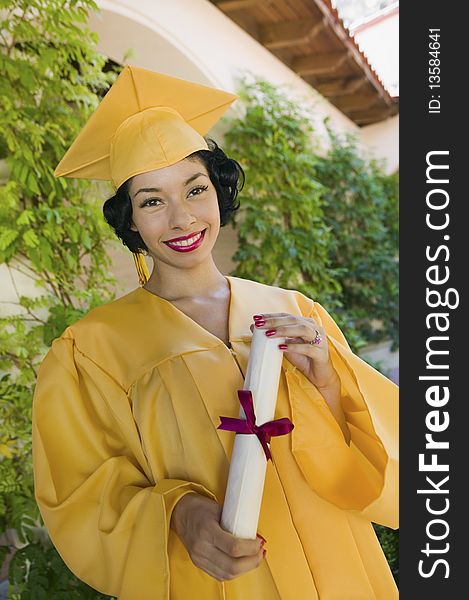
54, 65, 238, 284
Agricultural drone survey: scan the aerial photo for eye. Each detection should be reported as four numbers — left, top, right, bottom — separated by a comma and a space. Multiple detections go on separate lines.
139, 198, 162, 208
188, 185, 208, 197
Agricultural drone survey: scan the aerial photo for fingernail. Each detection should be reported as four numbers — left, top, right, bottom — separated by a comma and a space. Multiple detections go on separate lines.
265, 329, 276, 336
263, 548, 267, 557
255, 320, 266, 327
253, 314, 264, 320
278, 344, 288, 350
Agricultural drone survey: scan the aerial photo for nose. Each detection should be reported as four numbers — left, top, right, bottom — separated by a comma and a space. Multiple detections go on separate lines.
168, 200, 196, 230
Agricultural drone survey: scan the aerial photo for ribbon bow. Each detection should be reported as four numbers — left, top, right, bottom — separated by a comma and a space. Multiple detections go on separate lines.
218, 389, 294, 461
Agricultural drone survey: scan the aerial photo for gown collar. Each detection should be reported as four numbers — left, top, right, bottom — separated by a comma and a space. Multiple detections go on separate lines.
134, 275, 253, 356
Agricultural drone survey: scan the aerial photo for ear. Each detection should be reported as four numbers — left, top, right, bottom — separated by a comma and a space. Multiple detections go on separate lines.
129, 220, 138, 232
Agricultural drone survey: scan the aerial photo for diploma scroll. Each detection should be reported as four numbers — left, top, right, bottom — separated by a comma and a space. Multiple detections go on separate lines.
219, 327, 292, 539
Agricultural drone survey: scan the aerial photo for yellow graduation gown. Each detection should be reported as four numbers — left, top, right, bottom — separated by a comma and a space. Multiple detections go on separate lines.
32, 275, 398, 599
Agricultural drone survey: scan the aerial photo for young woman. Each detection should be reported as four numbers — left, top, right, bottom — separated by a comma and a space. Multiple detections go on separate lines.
32, 66, 398, 599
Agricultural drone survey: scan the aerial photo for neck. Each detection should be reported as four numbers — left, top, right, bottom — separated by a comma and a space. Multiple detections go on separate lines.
144, 255, 228, 301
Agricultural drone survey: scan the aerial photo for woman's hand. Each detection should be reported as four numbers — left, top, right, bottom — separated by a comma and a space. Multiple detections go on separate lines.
170, 493, 265, 581
250, 312, 339, 390
251, 312, 351, 443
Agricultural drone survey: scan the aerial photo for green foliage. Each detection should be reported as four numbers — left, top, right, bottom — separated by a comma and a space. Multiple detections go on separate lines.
0, 1, 117, 596
7, 544, 116, 599
225, 77, 398, 353
374, 524, 399, 583
224, 77, 342, 311
0, 375, 37, 543
315, 126, 399, 350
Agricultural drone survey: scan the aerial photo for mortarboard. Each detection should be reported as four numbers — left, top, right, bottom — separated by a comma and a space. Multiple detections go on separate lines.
54, 65, 238, 284
55, 65, 238, 189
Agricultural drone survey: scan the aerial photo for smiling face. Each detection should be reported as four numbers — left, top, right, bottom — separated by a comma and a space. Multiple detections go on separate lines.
128, 157, 221, 270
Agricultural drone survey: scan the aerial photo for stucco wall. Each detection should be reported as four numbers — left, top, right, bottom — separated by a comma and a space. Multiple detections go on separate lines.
361, 113, 399, 175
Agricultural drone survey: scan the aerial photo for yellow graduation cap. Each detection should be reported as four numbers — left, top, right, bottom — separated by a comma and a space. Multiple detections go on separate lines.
54, 65, 238, 285
55, 65, 238, 189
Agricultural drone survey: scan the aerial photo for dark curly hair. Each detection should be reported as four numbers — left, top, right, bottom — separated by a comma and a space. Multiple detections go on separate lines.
102, 138, 244, 253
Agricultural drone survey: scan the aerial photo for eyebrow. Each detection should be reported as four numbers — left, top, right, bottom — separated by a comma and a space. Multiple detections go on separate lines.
133, 172, 208, 197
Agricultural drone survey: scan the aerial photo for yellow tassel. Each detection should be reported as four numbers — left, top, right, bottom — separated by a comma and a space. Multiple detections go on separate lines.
132, 252, 150, 286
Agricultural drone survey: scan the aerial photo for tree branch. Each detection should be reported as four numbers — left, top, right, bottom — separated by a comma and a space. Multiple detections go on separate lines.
6, 266, 47, 324
2, 351, 37, 379
10, 258, 43, 283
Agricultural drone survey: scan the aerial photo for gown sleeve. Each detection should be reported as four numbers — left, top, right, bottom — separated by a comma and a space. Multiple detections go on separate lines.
284, 301, 398, 529
32, 330, 216, 600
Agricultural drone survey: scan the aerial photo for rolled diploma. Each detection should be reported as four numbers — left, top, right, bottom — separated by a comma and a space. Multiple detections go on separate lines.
220, 327, 286, 539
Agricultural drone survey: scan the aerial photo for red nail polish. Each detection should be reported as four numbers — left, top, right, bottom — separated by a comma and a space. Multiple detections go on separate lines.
278, 344, 288, 350
255, 320, 266, 327
265, 329, 276, 336
253, 314, 264, 320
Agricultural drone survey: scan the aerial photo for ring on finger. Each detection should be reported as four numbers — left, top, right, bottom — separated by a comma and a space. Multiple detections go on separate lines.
309, 329, 322, 345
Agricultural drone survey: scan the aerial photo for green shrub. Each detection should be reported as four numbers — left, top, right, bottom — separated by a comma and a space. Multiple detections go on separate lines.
315, 126, 399, 351
374, 524, 399, 584
224, 76, 398, 354
224, 77, 342, 311
0, 1, 116, 596
8, 544, 116, 600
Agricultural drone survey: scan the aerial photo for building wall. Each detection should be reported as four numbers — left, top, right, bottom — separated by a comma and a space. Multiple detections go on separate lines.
361, 113, 399, 175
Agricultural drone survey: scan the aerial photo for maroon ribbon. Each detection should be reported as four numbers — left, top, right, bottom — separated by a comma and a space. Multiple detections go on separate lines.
217, 389, 294, 461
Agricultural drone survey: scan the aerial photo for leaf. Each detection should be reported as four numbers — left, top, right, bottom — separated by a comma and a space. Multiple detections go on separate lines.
16, 209, 35, 226
22, 230, 40, 248
27, 171, 41, 195
0, 228, 19, 250
0, 443, 14, 459
81, 229, 92, 250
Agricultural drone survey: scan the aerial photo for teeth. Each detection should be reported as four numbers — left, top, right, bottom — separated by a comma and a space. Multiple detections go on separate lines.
167, 231, 203, 247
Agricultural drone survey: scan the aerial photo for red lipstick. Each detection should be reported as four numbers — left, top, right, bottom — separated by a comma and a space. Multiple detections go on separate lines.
163, 229, 206, 253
